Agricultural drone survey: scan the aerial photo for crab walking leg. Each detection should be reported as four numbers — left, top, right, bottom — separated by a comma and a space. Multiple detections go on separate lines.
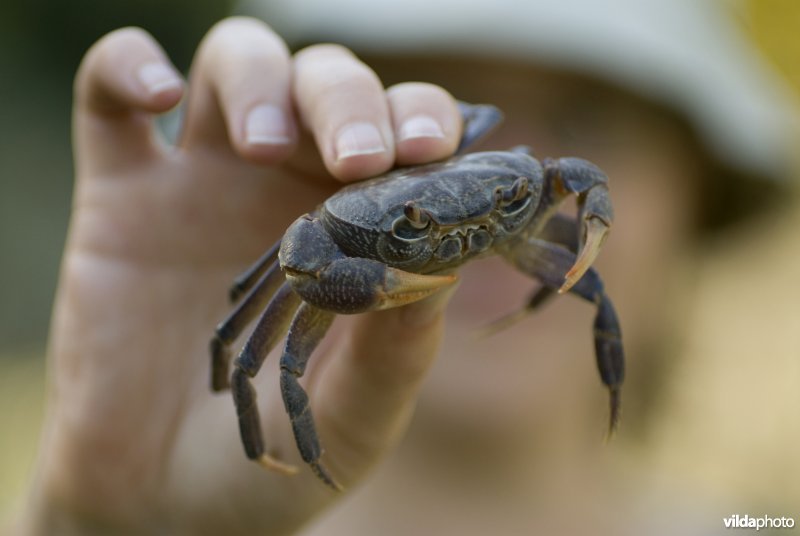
478, 213, 582, 336
231, 282, 302, 474
537, 212, 580, 253
505, 237, 625, 435
455, 101, 503, 155
210, 260, 286, 391
477, 285, 558, 338
228, 240, 280, 303
542, 157, 613, 293
278, 303, 340, 490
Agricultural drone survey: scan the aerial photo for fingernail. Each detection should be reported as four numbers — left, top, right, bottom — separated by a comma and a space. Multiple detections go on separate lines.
398, 115, 445, 141
245, 104, 292, 145
335, 122, 386, 160
136, 62, 182, 96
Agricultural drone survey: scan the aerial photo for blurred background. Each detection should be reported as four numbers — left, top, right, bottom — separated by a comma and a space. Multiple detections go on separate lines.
1, 0, 799, 530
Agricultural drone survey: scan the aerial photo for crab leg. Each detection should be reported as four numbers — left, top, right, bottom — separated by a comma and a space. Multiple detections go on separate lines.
504, 237, 625, 436
476, 285, 557, 338
231, 282, 302, 474
210, 259, 286, 391
455, 101, 503, 155
537, 212, 580, 252
278, 302, 339, 490
542, 157, 613, 293
228, 240, 280, 303
479, 214, 578, 336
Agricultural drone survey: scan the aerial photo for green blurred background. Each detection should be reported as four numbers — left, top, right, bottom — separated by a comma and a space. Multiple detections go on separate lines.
1, 0, 799, 527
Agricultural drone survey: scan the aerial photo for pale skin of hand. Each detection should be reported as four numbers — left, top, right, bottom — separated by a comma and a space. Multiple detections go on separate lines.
19, 17, 463, 536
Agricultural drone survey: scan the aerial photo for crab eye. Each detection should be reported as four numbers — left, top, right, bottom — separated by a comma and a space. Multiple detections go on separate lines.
403, 201, 430, 229
494, 177, 531, 215
392, 201, 431, 241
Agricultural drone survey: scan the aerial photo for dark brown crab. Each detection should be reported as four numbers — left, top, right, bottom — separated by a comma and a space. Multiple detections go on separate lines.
210, 103, 624, 490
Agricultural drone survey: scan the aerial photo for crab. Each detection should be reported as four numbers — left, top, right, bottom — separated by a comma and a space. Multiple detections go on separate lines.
210, 103, 624, 491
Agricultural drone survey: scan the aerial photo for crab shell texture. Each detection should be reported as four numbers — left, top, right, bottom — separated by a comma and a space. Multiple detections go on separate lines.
211, 104, 623, 491
315, 151, 543, 275
276, 150, 548, 317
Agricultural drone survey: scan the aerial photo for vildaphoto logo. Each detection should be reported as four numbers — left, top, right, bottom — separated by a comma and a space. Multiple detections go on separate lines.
723, 514, 795, 530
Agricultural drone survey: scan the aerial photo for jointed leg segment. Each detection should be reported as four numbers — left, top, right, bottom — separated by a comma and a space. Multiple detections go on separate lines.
215, 214, 457, 489
278, 303, 339, 490
210, 243, 285, 391
211, 104, 622, 490
230, 282, 302, 474
228, 241, 280, 302
455, 101, 503, 154
542, 157, 613, 293
505, 237, 625, 435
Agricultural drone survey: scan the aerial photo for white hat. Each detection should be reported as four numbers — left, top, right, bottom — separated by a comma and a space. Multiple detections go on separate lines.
239, 0, 799, 180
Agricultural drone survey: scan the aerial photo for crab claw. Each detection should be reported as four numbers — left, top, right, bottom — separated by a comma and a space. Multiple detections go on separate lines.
377, 268, 457, 310
257, 454, 300, 476
286, 257, 457, 314
559, 217, 609, 294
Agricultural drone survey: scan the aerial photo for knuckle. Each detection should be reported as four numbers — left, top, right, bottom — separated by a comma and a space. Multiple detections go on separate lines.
206, 16, 271, 40
387, 83, 458, 119
99, 26, 155, 50
296, 48, 377, 87
387, 81, 452, 100
201, 17, 290, 61
294, 46, 384, 107
80, 27, 153, 70
294, 42, 356, 63
75, 27, 157, 91
298, 58, 383, 102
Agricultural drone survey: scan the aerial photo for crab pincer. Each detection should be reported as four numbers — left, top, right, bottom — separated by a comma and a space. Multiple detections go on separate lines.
560, 216, 610, 294
280, 215, 458, 313
210, 102, 626, 489
539, 157, 613, 293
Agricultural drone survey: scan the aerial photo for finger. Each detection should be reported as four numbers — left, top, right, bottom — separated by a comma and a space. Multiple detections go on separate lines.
387, 82, 462, 165
180, 17, 296, 164
74, 27, 184, 176
315, 287, 456, 477
293, 44, 395, 181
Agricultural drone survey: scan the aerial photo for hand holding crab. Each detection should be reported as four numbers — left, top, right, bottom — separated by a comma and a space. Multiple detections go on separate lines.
33, 19, 481, 533
30, 16, 624, 534
211, 103, 625, 490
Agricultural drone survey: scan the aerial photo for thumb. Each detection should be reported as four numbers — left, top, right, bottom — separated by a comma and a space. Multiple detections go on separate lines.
74, 27, 184, 177
314, 285, 457, 481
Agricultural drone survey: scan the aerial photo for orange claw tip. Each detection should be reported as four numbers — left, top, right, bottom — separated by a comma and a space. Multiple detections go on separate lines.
311, 462, 345, 493
378, 269, 458, 309
604, 386, 622, 443
558, 217, 609, 294
257, 454, 300, 476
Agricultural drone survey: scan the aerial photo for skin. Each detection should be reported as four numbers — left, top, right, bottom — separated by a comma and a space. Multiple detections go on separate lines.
17, 17, 705, 536
18, 18, 464, 536
299, 57, 703, 535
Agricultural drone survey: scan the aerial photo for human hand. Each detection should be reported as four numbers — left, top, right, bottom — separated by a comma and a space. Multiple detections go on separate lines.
21, 17, 462, 535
